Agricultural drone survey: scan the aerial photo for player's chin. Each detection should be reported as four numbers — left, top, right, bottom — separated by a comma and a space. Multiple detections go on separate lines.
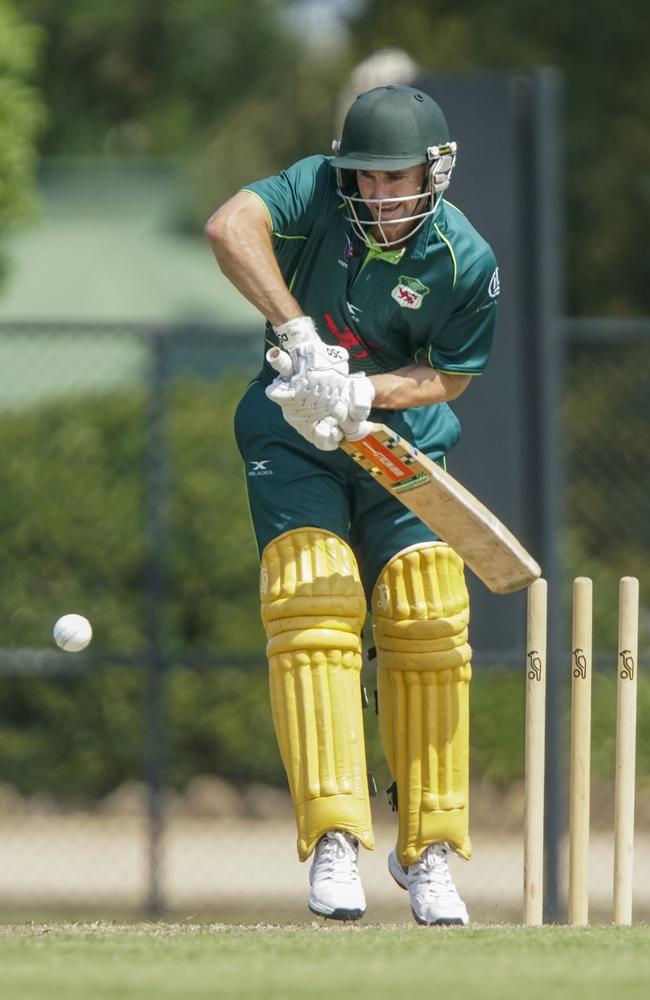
379, 220, 411, 239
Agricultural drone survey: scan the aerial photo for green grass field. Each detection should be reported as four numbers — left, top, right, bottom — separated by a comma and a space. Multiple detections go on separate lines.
1, 922, 649, 1000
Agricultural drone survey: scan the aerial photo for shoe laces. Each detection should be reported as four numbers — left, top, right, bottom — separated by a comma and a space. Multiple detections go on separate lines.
313, 831, 360, 884
410, 843, 457, 897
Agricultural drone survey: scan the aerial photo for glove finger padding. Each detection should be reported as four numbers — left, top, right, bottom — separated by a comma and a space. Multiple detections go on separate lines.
312, 416, 344, 451
338, 417, 374, 441
282, 409, 343, 451
265, 375, 298, 405
269, 375, 349, 425
346, 374, 375, 421
333, 373, 375, 440
286, 370, 374, 422
292, 371, 348, 415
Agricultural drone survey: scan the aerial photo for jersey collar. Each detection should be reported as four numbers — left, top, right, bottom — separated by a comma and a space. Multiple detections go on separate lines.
364, 232, 407, 265
407, 197, 444, 260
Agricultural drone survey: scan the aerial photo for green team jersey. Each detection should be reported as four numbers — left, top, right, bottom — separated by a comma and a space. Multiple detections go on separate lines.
243, 154, 499, 456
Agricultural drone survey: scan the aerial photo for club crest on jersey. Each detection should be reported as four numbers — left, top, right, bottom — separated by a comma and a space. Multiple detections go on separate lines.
391, 275, 430, 310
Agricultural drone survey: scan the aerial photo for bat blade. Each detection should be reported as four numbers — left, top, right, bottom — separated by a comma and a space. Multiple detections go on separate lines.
264, 348, 539, 594
340, 424, 540, 595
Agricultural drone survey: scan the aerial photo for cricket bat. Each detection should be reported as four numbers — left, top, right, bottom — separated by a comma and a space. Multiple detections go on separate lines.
266, 348, 541, 594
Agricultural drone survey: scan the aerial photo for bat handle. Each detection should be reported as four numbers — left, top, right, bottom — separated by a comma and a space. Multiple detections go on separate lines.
266, 346, 294, 378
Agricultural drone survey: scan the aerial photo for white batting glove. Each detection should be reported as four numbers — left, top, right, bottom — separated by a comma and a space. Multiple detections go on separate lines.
287, 368, 375, 433
336, 374, 376, 441
282, 410, 344, 451
266, 345, 375, 444
267, 368, 374, 429
272, 316, 349, 378
266, 330, 349, 424
265, 346, 341, 450
272, 315, 320, 352
268, 371, 374, 445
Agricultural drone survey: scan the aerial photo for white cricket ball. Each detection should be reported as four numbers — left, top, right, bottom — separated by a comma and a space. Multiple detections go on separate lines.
53, 613, 93, 652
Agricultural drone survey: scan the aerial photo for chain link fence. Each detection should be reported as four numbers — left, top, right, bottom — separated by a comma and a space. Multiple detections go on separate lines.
0, 320, 648, 923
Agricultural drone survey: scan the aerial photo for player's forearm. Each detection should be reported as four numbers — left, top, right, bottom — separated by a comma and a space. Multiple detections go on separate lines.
370, 365, 471, 410
205, 197, 301, 326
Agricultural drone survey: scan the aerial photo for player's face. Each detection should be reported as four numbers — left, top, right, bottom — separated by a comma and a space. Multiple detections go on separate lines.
355, 165, 428, 243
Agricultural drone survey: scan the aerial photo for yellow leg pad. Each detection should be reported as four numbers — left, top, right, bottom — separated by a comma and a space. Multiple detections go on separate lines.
373, 542, 472, 865
261, 529, 374, 861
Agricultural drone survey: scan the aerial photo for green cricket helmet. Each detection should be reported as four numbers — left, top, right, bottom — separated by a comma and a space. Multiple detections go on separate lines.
331, 85, 457, 247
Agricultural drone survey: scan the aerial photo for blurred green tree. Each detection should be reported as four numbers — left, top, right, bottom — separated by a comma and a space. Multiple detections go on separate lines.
15, 1, 650, 314
0, 0, 45, 285
346, 0, 650, 316
20, 0, 349, 225
0, 377, 263, 653
21, 1, 342, 153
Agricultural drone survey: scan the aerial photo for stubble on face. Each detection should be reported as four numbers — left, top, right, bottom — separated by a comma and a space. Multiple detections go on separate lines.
355, 164, 428, 244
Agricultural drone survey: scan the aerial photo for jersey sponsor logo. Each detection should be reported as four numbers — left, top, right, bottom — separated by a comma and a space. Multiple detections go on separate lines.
346, 302, 362, 322
391, 275, 430, 310
488, 266, 500, 298
338, 234, 355, 269
248, 459, 273, 477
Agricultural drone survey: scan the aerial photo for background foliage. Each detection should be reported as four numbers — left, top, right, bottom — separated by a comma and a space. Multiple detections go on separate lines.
0, 0, 44, 282
1, 2, 649, 802
0, 368, 648, 799
15, 0, 650, 316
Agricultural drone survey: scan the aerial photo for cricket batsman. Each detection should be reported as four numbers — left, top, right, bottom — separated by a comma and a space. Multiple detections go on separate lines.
205, 85, 499, 925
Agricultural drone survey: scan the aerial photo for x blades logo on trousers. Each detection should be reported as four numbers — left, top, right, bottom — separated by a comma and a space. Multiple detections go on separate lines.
248, 460, 273, 477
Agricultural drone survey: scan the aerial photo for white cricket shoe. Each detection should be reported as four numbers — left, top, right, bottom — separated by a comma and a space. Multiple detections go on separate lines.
308, 830, 366, 921
388, 842, 469, 926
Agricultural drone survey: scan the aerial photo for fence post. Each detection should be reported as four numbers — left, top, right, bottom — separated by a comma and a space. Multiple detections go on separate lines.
143, 328, 169, 916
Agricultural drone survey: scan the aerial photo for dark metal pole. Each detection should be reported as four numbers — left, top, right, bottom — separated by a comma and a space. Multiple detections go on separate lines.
536, 69, 566, 925
529, 70, 567, 923
515, 69, 566, 922
144, 328, 169, 916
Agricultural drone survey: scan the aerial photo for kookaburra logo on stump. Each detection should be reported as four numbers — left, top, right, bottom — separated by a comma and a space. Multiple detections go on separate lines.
619, 649, 635, 680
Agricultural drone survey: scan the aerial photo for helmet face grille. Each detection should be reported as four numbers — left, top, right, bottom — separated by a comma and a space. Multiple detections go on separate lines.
332, 85, 450, 172
333, 138, 457, 249
340, 187, 437, 248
